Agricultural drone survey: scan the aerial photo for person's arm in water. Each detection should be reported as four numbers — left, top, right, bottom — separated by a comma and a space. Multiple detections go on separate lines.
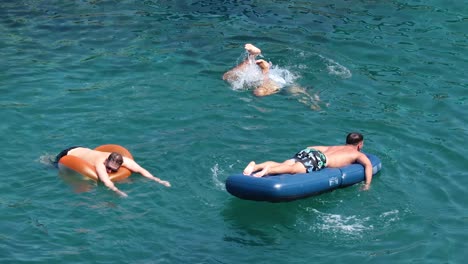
356, 153, 373, 190
123, 157, 171, 187
95, 162, 128, 197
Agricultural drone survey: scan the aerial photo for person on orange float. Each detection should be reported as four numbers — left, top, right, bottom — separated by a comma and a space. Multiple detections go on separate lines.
55, 147, 170, 197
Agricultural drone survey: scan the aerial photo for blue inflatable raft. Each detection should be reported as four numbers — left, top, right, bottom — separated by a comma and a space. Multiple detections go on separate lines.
226, 154, 382, 202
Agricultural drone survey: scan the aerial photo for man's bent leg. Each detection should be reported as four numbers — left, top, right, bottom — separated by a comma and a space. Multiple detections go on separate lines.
254, 162, 306, 177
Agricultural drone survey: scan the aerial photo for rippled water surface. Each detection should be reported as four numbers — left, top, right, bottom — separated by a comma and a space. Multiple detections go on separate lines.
1, 1, 467, 263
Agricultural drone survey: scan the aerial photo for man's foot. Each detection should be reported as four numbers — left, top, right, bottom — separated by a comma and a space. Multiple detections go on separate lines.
243, 161, 256, 175
255, 59, 271, 72
253, 166, 269, 177
245, 43, 261, 56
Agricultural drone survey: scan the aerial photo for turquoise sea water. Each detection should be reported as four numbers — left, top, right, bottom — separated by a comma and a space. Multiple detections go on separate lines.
1, 1, 467, 263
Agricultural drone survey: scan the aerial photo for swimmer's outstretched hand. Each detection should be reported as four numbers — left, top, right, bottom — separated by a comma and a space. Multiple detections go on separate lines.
116, 189, 128, 197
108, 183, 127, 197
155, 179, 171, 187
360, 183, 370, 191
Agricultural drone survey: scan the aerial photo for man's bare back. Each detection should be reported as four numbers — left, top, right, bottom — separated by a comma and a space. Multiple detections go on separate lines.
68, 147, 110, 165
312, 145, 364, 168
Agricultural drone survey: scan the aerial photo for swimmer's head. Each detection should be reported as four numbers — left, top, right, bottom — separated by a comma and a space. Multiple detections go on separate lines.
346, 132, 364, 151
105, 152, 123, 173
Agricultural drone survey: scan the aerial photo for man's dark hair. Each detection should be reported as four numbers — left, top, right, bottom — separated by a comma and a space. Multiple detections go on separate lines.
108, 152, 124, 165
346, 132, 364, 145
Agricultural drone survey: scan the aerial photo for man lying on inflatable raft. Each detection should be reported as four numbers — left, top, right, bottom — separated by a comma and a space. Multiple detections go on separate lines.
226, 133, 382, 202
55, 144, 170, 197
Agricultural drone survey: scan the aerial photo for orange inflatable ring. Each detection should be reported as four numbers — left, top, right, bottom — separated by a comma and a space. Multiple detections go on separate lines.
58, 144, 134, 182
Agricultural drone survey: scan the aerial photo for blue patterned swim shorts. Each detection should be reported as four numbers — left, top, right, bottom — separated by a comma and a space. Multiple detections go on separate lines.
293, 148, 327, 173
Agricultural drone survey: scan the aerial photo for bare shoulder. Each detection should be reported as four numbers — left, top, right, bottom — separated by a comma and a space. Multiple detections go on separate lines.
356, 152, 371, 163
357, 151, 369, 158
122, 156, 135, 165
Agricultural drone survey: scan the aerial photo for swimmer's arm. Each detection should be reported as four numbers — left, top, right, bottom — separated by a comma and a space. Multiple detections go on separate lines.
357, 153, 373, 190
123, 157, 171, 187
95, 163, 128, 197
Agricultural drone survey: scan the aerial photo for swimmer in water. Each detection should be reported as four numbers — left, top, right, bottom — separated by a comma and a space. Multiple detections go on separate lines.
223, 43, 280, 97
223, 44, 326, 110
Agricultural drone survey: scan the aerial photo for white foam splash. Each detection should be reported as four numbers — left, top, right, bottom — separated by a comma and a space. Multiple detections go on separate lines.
319, 55, 352, 79
311, 209, 373, 235
226, 57, 297, 91
228, 61, 263, 90
379, 209, 400, 224
211, 163, 225, 190
38, 154, 56, 166
268, 65, 298, 87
